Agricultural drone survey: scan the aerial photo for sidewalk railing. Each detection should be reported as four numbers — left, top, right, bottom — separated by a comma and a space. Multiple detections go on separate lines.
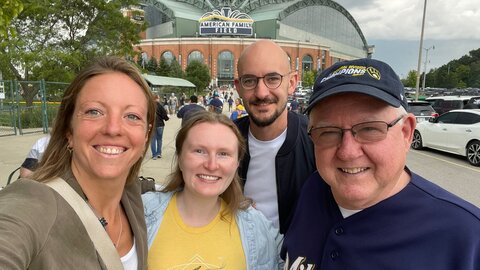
0, 80, 68, 137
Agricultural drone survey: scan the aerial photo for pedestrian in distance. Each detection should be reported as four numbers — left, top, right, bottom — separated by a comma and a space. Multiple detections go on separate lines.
0, 56, 154, 269
162, 94, 169, 112
197, 95, 206, 108
179, 93, 186, 107
176, 95, 205, 126
289, 97, 300, 114
281, 58, 480, 269
168, 93, 178, 115
230, 98, 248, 121
234, 39, 316, 234
19, 134, 51, 178
227, 95, 234, 111
151, 93, 169, 160
208, 91, 224, 114
143, 111, 283, 269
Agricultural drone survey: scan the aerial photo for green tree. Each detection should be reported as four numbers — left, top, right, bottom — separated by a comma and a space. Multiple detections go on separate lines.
0, 0, 23, 38
455, 64, 470, 85
468, 62, 480, 87
0, 0, 145, 105
428, 47, 480, 88
302, 70, 316, 88
425, 69, 436, 87
185, 60, 211, 92
444, 72, 459, 89
169, 59, 184, 78
146, 56, 158, 74
402, 70, 418, 87
156, 56, 171, 76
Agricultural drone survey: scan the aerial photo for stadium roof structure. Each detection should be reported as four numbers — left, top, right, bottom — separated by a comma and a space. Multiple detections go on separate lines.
141, 0, 368, 49
143, 74, 196, 87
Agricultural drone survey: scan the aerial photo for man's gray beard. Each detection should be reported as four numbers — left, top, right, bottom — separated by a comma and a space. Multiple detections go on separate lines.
249, 101, 287, 127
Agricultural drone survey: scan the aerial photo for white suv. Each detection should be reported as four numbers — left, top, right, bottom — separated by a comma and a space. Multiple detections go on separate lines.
426, 96, 480, 115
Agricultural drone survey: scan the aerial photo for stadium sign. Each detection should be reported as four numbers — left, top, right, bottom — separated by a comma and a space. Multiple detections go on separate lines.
199, 7, 253, 36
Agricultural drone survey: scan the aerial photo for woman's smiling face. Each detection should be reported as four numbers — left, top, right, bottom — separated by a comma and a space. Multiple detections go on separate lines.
68, 72, 149, 182
179, 122, 240, 199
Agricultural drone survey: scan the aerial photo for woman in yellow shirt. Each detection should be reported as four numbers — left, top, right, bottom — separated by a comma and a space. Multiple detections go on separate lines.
143, 111, 283, 269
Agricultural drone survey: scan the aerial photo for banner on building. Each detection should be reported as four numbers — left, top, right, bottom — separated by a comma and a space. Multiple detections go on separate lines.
199, 7, 254, 36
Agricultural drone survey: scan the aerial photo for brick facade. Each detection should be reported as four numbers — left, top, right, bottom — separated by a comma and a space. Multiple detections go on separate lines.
137, 38, 333, 87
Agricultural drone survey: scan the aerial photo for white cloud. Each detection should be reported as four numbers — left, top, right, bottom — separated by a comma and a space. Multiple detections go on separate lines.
334, 0, 480, 78
336, 0, 480, 40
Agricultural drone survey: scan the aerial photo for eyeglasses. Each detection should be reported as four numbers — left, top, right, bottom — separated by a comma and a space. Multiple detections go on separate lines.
308, 115, 406, 147
238, 72, 291, 90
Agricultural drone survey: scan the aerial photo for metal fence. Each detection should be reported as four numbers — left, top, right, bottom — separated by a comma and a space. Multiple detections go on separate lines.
0, 80, 69, 137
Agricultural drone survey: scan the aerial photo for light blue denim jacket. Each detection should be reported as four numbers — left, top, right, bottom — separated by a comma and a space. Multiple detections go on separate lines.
143, 191, 284, 269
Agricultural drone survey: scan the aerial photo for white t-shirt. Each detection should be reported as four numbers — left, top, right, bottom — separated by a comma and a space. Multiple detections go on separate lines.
121, 240, 138, 270
26, 135, 51, 160
338, 206, 363, 218
244, 128, 287, 229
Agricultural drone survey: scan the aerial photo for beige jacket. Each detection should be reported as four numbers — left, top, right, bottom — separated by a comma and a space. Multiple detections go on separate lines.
0, 170, 147, 269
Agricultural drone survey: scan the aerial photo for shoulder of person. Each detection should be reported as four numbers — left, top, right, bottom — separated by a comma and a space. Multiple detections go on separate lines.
1, 178, 59, 205
237, 206, 281, 246
0, 179, 60, 240
288, 111, 309, 127
410, 173, 480, 222
35, 136, 51, 148
142, 190, 174, 215
192, 104, 206, 112
0, 180, 61, 267
234, 114, 250, 129
239, 205, 271, 223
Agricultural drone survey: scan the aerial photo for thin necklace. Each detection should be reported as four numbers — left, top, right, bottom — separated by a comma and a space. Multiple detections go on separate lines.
85, 199, 123, 247
114, 206, 123, 248
86, 200, 108, 227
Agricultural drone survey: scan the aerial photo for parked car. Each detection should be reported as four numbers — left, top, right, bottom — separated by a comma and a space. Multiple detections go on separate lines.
294, 88, 310, 97
425, 96, 480, 115
464, 96, 480, 109
407, 101, 438, 123
411, 109, 480, 166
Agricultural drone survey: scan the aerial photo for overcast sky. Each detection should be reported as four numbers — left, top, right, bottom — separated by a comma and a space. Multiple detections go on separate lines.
334, 0, 480, 78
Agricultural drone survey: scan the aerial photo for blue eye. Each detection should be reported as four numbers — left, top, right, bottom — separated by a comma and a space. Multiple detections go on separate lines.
82, 109, 103, 118
126, 114, 141, 121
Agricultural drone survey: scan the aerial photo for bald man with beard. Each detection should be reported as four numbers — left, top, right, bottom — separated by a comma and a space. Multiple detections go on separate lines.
234, 40, 316, 234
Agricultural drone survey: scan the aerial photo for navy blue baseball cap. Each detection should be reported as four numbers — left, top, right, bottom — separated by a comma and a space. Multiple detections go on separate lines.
305, 58, 408, 114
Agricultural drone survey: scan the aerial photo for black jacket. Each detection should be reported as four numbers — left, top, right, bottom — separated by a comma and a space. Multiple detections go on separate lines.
235, 111, 316, 234
154, 101, 169, 127
177, 103, 205, 125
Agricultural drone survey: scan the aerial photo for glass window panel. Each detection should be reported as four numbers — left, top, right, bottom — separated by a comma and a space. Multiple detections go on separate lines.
161, 51, 174, 64
187, 50, 204, 65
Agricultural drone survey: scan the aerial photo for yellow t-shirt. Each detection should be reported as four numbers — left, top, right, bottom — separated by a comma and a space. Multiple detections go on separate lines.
148, 193, 246, 270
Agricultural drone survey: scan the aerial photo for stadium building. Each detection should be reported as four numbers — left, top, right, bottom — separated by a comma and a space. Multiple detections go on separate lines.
135, 0, 373, 87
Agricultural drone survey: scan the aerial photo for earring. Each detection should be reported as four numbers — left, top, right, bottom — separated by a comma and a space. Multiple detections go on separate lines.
67, 145, 73, 154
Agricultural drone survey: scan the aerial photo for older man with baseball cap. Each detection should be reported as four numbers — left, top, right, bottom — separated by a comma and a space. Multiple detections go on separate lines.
281, 58, 480, 269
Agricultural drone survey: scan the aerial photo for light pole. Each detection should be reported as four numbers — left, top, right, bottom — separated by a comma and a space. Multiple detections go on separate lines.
415, 0, 428, 101
422, 45, 434, 92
